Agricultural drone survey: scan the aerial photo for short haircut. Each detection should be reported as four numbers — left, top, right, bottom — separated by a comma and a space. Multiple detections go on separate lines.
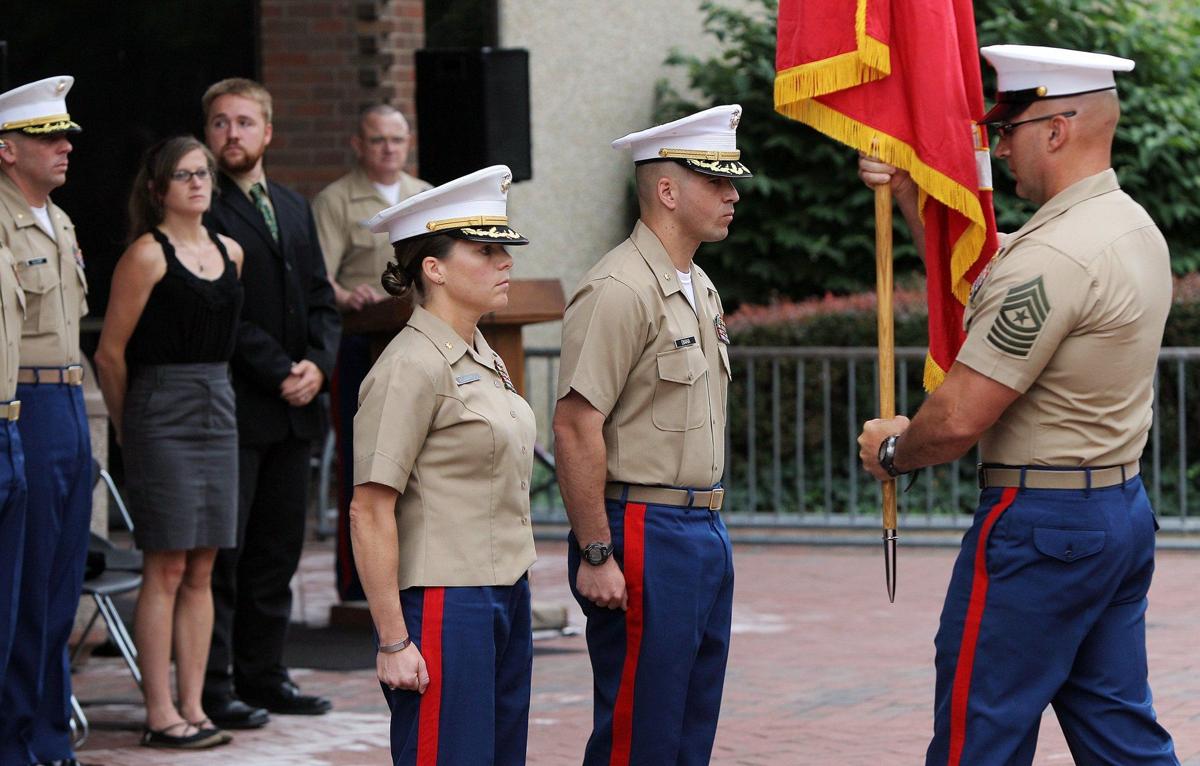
202, 78, 273, 124
358, 103, 407, 135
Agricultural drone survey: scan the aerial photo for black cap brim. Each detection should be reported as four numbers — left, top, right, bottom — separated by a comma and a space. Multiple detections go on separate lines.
681, 158, 754, 178
447, 226, 529, 246
980, 100, 1028, 125
16, 119, 83, 136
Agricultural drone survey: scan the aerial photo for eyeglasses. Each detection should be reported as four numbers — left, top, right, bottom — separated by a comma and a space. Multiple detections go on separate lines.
994, 110, 1077, 139
365, 136, 408, 147
170, 168, 212, 183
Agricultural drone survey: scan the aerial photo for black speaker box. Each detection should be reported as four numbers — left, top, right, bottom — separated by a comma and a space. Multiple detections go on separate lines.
415, 48, 532, 186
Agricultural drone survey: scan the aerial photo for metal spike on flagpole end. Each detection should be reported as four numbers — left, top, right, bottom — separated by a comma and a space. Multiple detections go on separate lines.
884, 528, 898, 603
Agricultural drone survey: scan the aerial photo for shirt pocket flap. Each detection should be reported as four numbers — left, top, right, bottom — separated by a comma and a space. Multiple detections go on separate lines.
17, 258, 60, 294
656, 346, 706, 385
1033, 527, 1105, 563
350, 225, 378, 249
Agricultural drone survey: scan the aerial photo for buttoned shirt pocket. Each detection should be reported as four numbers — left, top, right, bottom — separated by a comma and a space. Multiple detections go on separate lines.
16, 257, 61, 334
653, 345, 709, 431
1032, 527, 1105, 564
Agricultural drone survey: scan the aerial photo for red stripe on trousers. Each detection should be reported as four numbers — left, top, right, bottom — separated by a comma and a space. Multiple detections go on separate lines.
609, 502, 647, 766
417, 587, 445, 766
947, 487, 1019, 766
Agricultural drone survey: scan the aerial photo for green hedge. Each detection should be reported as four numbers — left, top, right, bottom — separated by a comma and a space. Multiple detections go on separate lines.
720, 276, 1200, 516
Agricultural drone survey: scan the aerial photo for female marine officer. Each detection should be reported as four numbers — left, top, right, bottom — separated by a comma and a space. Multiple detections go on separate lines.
348, 165, 536, 766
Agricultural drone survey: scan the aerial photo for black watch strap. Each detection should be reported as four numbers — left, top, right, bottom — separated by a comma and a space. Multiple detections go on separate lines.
878, 433, 906, 478
581, 541, 613, 566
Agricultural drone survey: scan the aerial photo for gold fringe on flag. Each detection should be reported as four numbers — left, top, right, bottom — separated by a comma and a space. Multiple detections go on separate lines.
773, 99, 989, 389
773, 0, 890, 103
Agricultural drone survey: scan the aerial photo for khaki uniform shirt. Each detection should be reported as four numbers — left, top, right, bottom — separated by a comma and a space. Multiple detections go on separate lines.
958, 169, 1171, 466
0, 245, 24, 400
0, 172, 87, 367
354, 305, 537, 589
313, 169, 431, 292
557, 221, 732, 488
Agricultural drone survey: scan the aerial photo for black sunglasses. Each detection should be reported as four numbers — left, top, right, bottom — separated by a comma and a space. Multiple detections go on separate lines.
995, 110, 1077, 139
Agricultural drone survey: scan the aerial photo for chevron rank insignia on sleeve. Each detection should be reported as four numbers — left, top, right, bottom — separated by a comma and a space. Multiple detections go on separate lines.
986, 275, 1050, 358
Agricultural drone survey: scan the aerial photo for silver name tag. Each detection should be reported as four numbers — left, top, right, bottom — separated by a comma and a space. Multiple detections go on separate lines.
455, 374, 481, 385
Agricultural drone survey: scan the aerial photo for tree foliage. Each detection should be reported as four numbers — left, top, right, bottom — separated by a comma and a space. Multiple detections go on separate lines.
656, 0, 1200, 306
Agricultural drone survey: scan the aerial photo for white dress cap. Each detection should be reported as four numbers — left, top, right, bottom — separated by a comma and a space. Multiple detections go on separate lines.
611, 104, 753, 178
980, 45, 1134, 124
367, 165, 527, 250
0, 76, 81, 135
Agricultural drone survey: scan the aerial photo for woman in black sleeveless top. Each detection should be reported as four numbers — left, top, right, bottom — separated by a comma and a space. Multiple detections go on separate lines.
95, 136, 243, 750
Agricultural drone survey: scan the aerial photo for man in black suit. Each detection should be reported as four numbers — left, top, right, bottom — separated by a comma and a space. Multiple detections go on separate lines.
200, 78, 340, 728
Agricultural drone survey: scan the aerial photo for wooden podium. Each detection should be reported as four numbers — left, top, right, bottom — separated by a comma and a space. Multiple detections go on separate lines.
341, 278, 566, 398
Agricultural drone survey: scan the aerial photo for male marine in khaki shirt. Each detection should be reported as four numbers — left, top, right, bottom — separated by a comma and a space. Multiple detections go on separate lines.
0, 75, 94, 766
313, 104, 430, 601
0, 237, 27, 760
858, 46, 1178, 765
554, 105, 746, 765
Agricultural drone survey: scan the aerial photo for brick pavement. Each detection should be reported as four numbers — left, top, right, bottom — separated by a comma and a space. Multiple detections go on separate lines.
75, 538, 1200, 765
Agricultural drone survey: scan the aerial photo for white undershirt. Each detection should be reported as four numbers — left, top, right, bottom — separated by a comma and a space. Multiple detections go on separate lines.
677, 268, 696, 313
373, 181, 403, 206
30, 205, 55, 240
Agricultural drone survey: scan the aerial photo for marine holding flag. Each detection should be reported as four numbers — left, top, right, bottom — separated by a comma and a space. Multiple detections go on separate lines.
857, 46, 1179, 765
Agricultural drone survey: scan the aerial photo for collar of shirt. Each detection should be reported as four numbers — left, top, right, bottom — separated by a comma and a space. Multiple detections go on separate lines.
631, 219, 687, 299
233, 173, 270, 202
0, 172, 56, 236
406, 304, 497, 370
1001, 168, 1120, 254
348, 166, 393, 206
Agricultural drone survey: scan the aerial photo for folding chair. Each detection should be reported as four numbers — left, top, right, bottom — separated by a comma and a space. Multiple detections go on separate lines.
69, 460, 143, 747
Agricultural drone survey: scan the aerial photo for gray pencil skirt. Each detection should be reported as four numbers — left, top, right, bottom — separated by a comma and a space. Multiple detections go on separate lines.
122, 362, 238, 551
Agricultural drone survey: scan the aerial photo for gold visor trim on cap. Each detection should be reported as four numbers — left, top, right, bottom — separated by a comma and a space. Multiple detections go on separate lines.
20, 119, 81, 135
684, 158, 751, 175
426, 215, 509, 233
460, 226, 524, 240
658, 148, 742, 161
2, 113, 72, 131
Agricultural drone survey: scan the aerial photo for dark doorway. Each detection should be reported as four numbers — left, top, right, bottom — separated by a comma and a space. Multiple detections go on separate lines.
3, 1, 257, 318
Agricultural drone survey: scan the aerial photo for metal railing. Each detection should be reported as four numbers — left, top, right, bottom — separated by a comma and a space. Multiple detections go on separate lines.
524, 346, 1200, 538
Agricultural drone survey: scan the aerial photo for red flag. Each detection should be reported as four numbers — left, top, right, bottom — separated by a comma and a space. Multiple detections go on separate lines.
775, 0, 998, 391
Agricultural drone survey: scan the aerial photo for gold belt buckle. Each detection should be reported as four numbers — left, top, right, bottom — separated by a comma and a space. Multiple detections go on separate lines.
708, 488, 725, 511
7, 400, 18, 421
66, 365, 84, 385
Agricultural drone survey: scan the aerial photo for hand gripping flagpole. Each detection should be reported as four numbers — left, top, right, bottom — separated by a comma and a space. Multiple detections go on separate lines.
873, 139, 898, 603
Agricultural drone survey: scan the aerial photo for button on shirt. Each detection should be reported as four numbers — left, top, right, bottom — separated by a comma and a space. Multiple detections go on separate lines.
312, 168, 432, 293
557, 221, 731, 488
0, 172, 87, 367
958, 170, 1171, 466
353, 305, 537, 589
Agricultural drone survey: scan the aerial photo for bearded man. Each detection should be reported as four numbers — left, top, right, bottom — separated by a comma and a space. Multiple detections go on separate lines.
199, 78, 341, 729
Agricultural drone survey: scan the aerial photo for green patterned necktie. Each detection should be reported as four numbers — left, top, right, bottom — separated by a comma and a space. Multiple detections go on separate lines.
249, 182, 280, 243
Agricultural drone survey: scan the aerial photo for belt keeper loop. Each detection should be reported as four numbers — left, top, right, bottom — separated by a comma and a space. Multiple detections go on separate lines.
619, 483, 629, 505
686, 488, 696, 508
1084, 468, 1092, 497
1018, 467, 1027, 490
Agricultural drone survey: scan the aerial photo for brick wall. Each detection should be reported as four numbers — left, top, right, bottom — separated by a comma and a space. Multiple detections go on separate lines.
259, 0, 424, 198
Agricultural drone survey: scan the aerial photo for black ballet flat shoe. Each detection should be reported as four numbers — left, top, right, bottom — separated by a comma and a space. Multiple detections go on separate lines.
140, 720, 230, 749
